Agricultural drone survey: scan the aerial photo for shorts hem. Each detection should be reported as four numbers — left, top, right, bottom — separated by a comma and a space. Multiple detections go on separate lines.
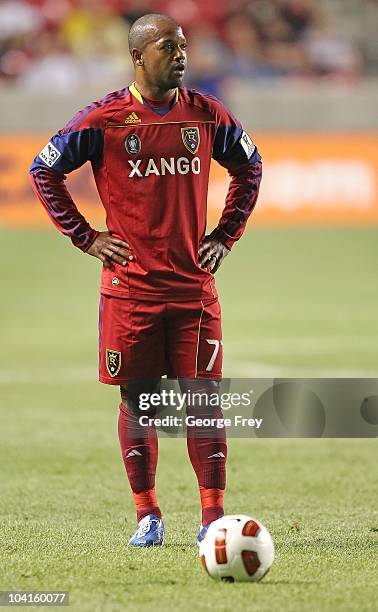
191, 372, 222, 381
168, 373, 222, 380
99, 372, 222, 384
99, 373, 166, 385
99, 375, 137, 385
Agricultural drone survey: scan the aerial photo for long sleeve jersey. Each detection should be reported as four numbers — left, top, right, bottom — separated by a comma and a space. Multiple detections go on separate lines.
30, 84, 262, 301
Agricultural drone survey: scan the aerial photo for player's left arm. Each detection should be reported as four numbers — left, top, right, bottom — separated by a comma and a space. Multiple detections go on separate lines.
198, 102, 262, 273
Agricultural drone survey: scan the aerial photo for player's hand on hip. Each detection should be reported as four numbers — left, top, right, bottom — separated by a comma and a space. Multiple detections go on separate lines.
87, 232, 133, 270
198, 236, 229, 274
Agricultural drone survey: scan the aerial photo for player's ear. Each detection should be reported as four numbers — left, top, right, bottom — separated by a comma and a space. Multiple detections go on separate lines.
131, 49, 143, 66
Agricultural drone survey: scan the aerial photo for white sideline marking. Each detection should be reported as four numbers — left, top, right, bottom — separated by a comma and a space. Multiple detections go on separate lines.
0, 367, 97, 384
227, 335, 378, 353
0, 362, 376, 384
223, 359, 377, 378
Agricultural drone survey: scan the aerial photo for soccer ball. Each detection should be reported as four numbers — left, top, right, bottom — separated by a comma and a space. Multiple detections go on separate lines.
199, 515, 274, 582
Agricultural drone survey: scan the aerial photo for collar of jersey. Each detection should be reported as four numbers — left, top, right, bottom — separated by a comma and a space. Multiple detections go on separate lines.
129, 81, 179, 113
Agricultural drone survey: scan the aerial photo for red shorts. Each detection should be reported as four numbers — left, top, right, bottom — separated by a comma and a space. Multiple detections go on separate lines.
98, 296, 222, 384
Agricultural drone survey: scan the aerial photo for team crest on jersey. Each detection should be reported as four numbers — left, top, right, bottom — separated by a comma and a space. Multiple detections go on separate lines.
106, 349, 121, 377
125, 133, 141, 155
181, 127, 200, 154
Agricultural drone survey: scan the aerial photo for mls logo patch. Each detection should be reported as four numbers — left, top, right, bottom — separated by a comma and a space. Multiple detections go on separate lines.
38, 141, 61, 167
240, 131, 255, 159
106, 349, 121, 377
181, 127, 200, 154
125, 133, 141, 155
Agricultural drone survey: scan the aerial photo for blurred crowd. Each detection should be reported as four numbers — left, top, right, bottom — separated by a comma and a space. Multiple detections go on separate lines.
0, 0, 368, 94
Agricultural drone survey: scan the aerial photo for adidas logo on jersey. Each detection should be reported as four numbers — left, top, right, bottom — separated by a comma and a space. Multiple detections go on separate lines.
125, 112, 141, 124
208, 452, 225, 459
125, 449, 142, 458
128, 156, 201, 177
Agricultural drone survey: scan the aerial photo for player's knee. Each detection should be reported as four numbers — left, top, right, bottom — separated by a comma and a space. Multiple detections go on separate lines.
180, 378, 224, 428
180, 378, 220, 413
179, 377, 220, 396
120, 378, 161, 417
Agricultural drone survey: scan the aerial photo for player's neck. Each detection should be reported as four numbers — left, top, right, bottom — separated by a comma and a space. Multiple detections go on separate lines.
133, 79, 176, 103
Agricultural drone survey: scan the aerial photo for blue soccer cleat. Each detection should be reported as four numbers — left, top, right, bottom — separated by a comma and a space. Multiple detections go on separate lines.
128, 514, 164, 547
197, 523, 210, 546
197, 515, 224, 546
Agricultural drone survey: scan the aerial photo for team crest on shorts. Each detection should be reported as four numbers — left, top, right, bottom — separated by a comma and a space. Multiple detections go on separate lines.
106, 349, 121, 377
181, 127, 200, 154
125, 133, 141, 155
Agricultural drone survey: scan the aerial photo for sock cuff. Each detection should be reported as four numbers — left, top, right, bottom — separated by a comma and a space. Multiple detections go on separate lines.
199, 486, 225, 508
133, 488, 161, 521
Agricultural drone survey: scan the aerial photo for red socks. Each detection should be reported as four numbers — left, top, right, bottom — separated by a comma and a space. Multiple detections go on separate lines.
199, 486, 225, 525
132, 489, 160, 522
118, 398, 227, 525
118, 403, 161, 521
186, 404, 227, 525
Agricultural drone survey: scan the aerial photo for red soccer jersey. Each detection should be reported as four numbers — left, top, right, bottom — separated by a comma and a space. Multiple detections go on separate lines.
30, 84, 262, 301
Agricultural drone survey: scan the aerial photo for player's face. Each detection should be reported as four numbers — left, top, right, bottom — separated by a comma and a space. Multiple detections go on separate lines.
141, 25, 187, 90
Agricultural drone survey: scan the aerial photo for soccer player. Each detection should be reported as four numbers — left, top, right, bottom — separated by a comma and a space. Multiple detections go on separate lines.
29, 14, 262, 547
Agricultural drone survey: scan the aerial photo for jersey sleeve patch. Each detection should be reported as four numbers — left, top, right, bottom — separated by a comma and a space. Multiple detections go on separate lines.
30, 128, 104, 175
240, 131, 255, 160
38, 142, 62, 168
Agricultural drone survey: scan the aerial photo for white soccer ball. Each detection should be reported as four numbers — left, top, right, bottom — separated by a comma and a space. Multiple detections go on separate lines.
199, 514, 274, 582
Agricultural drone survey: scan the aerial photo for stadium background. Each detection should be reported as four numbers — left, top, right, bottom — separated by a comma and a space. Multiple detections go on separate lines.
1, 1, 377, 611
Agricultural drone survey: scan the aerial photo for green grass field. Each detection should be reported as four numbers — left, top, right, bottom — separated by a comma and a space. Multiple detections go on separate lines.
1, 228, 377, 611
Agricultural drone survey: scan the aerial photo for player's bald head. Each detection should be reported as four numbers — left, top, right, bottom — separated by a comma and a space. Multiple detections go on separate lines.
129, 13, 187, 90
128, 13, 180, 53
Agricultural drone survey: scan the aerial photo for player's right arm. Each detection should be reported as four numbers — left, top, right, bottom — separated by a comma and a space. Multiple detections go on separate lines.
29, 112, 132, 268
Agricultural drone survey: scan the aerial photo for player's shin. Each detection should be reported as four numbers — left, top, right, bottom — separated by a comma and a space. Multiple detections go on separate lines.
118, 380, 162, 521
181, 379, 227, 526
